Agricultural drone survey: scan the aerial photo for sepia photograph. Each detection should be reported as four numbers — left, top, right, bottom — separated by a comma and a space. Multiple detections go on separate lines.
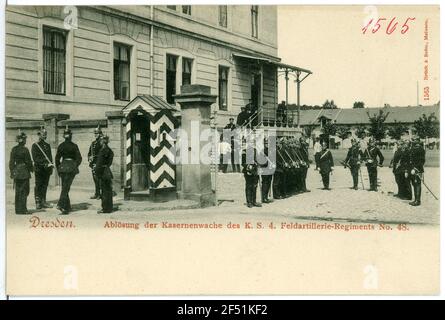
2, 2, 441, 296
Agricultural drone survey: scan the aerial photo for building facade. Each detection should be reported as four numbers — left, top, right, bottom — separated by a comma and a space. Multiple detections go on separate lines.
6, 5, 302, 194
6, 5, 281, 123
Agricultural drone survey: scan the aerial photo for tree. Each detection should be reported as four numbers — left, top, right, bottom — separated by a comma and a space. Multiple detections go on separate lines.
413, 113, 440, 139
367, 110, 389, 141
303, 123, 317, 138
355, 125, 368, 139
336, 126, 350, 140
353, 101, 365, 109
321, 121, 337, 148
322, 100, 337, 109
387, 121, 409, 140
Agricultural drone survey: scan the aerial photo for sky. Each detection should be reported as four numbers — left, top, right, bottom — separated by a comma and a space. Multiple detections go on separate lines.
277, 5, 440, 109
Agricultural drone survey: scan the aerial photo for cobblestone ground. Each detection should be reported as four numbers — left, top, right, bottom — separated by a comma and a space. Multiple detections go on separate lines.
6, 166, 440, 226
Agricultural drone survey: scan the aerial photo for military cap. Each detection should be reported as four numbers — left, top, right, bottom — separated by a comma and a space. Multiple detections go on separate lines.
94, 125, 102, 134
16, 131, 27, 142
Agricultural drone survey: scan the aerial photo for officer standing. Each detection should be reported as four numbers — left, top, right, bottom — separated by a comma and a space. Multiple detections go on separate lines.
31, 128, 53, 209
408, 138, 426, 206
55, 127, 82, 215
224, 118, 240, 173
259, 139, 273, 204
9, 132, 34, 214
362, 138, 384, 191
96, 134, 114, 213
316, 142, 334, 190
242, 144, 262, 208
344, 140, 361, 190
88, 126, 103, 199
236, 105, 250, 128
399, 141, 413, 200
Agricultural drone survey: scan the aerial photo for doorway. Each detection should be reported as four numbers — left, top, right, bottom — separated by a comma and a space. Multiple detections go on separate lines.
130, 111, 150, 192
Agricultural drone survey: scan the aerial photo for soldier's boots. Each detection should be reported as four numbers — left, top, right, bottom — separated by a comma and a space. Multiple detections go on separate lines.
409, 186, 421, 206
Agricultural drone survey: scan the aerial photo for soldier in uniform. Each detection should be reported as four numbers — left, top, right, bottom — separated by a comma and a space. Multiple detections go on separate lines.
31, 128, 53, 209
224, 118, 240, 173
389, 141, 403, 197
399, 141, 413, 200
361, 138, 384, 191
242, 144, 262, 208
9, 132, 34, 214
96, 134, 114, 213
55, 127, 82, 215
259, 139, 273, 204
408, 138, 426, 206
88, 126, 103, 199
299, 137, 310, 193
236, 105, 250, 128
316, 142, 334, 190
273, 139, 286, 199
343, 140, 361, 190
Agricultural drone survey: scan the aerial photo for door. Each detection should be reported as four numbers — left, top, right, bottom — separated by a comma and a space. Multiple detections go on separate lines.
131, 113, 150, 192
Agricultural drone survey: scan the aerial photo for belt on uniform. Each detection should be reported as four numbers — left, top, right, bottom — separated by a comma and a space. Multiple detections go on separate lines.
64, 158, 74, 161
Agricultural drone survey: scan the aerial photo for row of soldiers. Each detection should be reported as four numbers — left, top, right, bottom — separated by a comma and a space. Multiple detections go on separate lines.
342, 137, 425, 206
9, 126, 114, 215
241, 135, 427, 208
241, 136, 311, 208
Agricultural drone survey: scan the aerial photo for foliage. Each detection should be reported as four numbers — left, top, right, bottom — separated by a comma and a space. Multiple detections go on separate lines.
322, 100, 337, 109
387, 121, 409, 140
355, 125, 368, 139
353, 101, 365, 109
367, 110, 389, 141
336, 126, 351, 140
413, 113, 440, 139
321, 120, 337, 136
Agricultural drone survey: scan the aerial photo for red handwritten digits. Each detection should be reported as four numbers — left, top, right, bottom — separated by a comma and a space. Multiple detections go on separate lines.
362, 17, 416, 35
401, 17, 416, 34
386, 17, 398, 35
362, 19, 373, 34
372, 18, 387, 33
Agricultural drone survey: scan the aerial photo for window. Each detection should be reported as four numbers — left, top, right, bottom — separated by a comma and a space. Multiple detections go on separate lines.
251, 5, 259, 38
182, 5, 191, 15
182, 58, 193, 86
113, 43, 131, 101
167, 5, 176, 11
219, 5, 227, 28
43, 26, 67, 95
166, 54, 177, 104
218, 66, 229, 111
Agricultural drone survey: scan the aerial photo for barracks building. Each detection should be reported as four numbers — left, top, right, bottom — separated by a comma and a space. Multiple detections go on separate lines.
5, 5, 308, 199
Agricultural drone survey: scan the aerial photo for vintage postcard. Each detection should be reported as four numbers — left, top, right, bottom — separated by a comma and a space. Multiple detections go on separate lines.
3, 3, 440, 296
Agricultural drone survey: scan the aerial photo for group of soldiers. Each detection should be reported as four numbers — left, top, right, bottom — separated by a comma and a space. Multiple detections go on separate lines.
240, 133, 428, 208
241, 136, 311, 208
342, 137, 426, 206
9, 126, 115, 215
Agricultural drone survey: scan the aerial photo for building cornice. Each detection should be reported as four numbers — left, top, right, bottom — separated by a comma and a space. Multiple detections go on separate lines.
89, 6, 281, 62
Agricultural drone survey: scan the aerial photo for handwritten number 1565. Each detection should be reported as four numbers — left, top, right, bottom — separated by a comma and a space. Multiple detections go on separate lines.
362, 17, 416, 35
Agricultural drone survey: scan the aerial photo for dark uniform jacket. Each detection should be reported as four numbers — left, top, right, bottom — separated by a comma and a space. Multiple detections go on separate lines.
345, 147, 361, 168
55, 141, 82, 174
409, 144, 426, 173
317, 149, 334, 174
10, 145, 33, 179
390, 148, 402, 174
96, 145, 114, 180
32, 140, 53, 173
224, 123, 236, 131
241, 149, 259, 176
88, 139, 102, 169
236, 111, 249, 127
362, 146, 384, 168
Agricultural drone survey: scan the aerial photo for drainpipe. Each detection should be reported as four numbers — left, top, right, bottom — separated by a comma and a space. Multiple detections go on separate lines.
150, 5, 154, 96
